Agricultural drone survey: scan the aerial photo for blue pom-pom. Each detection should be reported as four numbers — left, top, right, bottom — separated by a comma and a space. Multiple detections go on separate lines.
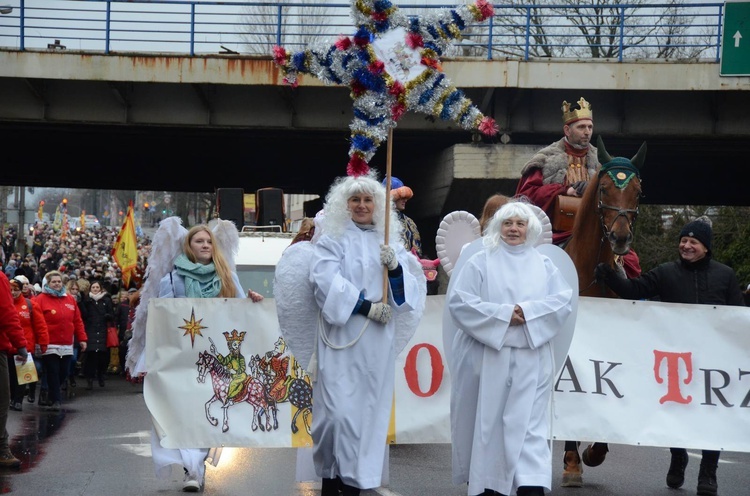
292, 52, 307, 72
351, 134, 376, 153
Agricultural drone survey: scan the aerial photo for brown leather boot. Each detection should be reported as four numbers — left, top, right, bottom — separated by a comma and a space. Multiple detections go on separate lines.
561, 449, 583, 487
582, 442, 609, 467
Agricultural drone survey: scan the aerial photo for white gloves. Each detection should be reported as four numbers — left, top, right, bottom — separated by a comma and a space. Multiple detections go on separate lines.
367, 302, 392, 324
380, 244, 398, 271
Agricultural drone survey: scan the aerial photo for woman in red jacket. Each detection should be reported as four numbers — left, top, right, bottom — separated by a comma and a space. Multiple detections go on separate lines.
35, 271, 87, 412
7, 278, 49, 411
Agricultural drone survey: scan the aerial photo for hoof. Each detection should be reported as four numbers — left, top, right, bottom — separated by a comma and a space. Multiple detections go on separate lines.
582, 443, 609, 467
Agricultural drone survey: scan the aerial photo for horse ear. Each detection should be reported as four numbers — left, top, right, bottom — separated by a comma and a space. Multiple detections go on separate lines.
631, 141, 647, 170
596, 135, 613, 165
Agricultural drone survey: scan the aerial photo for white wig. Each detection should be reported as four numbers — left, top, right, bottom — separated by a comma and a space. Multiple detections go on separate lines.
320, 170, 402, 243
483, 199, 543, 248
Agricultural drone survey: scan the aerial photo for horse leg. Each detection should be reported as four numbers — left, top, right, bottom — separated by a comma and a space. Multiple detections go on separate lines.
205, 396, 218, 427
291, 408, 300, 434
269, 399, 278, 430
303, 408, 312, 436
222, 403, 230, 433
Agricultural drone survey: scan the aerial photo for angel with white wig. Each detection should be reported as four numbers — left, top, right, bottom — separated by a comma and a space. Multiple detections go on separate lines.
124, 217, 263, 493
446, 200, 575, 496
275, 171, 426, 495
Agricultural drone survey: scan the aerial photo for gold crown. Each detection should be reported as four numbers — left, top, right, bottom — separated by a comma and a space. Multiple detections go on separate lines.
223, 329, 246, 343
562, 97, 593, 124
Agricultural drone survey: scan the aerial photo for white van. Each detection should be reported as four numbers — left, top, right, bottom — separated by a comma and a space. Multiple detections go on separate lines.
235, 230, 295, 299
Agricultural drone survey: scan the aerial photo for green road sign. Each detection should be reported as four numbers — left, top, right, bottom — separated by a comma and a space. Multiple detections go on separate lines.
721, 2, 750, 76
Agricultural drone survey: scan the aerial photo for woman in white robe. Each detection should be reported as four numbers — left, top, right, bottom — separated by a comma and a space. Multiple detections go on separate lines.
310, 172, 426, 496
447, 201, 573, 496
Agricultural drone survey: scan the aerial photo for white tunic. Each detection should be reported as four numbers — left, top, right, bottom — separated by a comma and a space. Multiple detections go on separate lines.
310, 220, 425, 489
447, 242, 572, 495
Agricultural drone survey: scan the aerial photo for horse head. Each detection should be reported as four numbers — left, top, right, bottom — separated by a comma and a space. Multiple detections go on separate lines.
595, 136, 646, 256
196, 351, 209, 383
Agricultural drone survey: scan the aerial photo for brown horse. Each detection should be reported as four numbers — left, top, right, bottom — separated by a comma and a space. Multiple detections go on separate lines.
565, 136, 647, 297
561, 136, 646, 482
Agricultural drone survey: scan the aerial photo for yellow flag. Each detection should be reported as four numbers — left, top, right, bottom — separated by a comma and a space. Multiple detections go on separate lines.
112, 201, 138, 288
80, 210, 86, 230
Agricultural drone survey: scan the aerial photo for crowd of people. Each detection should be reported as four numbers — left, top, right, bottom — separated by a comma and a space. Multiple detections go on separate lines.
0, 221, 151, 467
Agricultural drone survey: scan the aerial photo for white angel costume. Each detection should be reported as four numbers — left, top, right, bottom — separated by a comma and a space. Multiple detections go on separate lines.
311, 220, 425, 489
125, 217, 243, 488
447, 203, 573, 496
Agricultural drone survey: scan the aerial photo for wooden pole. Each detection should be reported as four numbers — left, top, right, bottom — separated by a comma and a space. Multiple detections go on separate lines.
383, 128, 393, 303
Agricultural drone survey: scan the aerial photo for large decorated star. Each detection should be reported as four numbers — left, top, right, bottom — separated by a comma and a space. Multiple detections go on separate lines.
273, 0, 497, 176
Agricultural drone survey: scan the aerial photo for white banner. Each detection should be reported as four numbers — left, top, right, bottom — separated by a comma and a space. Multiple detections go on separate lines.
144, 296, 750, 452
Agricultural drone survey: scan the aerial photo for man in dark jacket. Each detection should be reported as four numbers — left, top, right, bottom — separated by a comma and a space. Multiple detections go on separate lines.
595, 216, 745, 496
0, 274, 29, 468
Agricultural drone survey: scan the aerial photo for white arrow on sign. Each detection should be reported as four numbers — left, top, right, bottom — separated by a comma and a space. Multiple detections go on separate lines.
734, 30, 743, 48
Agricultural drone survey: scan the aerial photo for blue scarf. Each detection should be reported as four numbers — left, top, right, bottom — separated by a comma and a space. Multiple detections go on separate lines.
174, 254, 221, 298
43, 283, 66, 297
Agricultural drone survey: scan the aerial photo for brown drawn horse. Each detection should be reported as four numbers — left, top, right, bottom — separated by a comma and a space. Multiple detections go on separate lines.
561, 135, 646, 481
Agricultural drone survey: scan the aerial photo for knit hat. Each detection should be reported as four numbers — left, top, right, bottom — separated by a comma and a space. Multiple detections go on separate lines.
382, 176, 413, 201
679, 216, 712, 252
13, 275, 29, 285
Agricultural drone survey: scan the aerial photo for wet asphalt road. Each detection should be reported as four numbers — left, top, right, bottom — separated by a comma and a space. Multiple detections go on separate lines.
1, 374, 748, 495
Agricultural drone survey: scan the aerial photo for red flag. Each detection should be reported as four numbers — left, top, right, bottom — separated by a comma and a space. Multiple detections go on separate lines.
112, 201, 138, 288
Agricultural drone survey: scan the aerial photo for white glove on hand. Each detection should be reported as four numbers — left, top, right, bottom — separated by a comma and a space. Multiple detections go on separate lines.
380, 244, 398, 271
367, 302, 392, 324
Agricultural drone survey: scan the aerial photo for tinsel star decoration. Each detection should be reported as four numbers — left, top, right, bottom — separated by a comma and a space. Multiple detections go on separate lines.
273, 0, 498, 176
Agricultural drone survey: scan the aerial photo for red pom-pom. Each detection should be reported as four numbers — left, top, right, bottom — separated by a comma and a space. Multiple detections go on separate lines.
272, 46, 287, 66
369, 60, 385, 75
478, 116, 499, 136
283, 76, 299, 88
421, 56, 442, 71
335, 36, 352, 51
388, 81, 405, 97
406, 32, 424, 49
347, 155, 370, 177
372, 11, 388, 22
391, 103, 406, 121
475, 0, 494, 21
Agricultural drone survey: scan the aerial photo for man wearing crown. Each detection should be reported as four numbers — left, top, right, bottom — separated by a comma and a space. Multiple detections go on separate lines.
515, 97, 598, 245
213, 330, 247, 401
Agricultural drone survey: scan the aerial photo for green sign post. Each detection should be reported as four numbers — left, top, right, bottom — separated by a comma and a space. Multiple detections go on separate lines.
721, 2, 750, 76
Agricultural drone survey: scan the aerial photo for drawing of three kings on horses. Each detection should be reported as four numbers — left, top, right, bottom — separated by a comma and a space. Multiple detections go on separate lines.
211, 329, 298, 406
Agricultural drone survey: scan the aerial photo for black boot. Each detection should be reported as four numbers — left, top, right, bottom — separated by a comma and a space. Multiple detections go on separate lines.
666, 448, 689, 488
517, 486, 544, 496
39, 389, 51, 407
340, 483, 360, 496
321, 477, 341, 496
696, 452, 719, 496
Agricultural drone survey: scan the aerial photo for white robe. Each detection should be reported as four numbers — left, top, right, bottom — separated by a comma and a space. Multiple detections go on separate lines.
447, 242, 572, 495
310, 220, 425, 489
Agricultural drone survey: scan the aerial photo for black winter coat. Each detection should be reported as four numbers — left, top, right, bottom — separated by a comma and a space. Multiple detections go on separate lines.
79, 294, 115, 352
604, 255, 745, 306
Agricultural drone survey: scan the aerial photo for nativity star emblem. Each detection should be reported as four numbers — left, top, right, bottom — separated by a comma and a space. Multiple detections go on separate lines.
179, 307, 208, 347
273, 0, 497, 176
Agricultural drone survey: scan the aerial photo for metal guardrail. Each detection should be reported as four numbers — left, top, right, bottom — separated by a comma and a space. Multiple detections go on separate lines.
0, 1, 725, 62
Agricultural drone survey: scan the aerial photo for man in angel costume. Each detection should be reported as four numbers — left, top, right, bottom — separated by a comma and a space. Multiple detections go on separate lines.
447, 201, 574, 496
124, 218, 262, 493
274, 172, 426, 496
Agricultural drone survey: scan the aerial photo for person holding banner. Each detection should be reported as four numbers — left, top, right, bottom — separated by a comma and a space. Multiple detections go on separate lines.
595, 216, 744, 496
309, 172, 426, 496
148, 224, 262, 493
447, 200, 573, 496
